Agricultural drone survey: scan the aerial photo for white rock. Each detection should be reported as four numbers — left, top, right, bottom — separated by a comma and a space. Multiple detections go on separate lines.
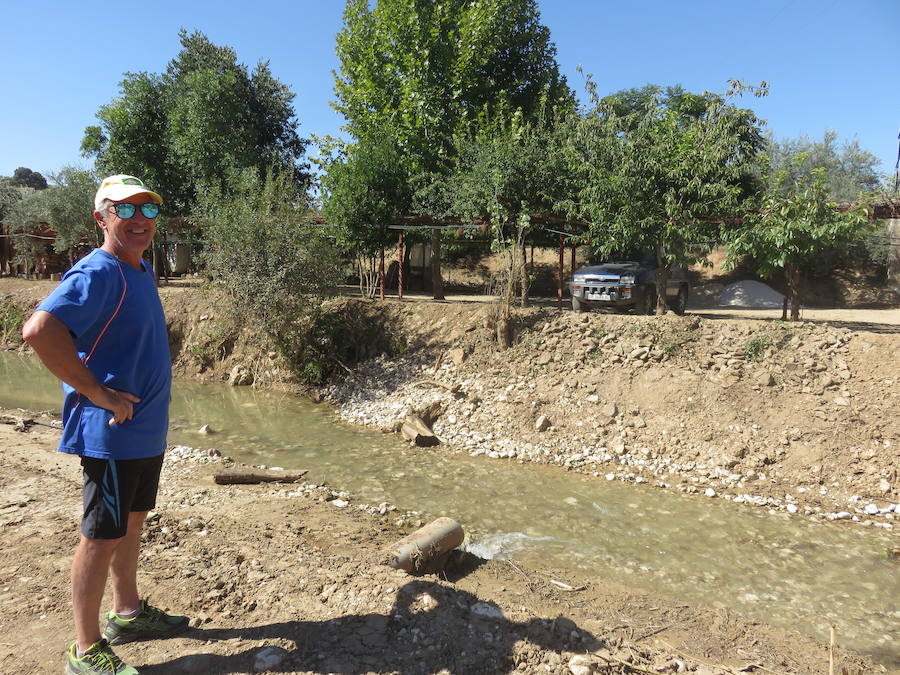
253, 646, 288, 671
864, 503, 880, 515
705, 488, 717, 497
471, 602, 505, 620
786, 504, 798, 514
568, 654, 593, 675
331, 499, 349, 508
831, 511, 852, 520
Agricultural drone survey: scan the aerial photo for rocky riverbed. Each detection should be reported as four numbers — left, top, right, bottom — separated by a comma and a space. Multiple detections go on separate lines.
324, 309, 898, 529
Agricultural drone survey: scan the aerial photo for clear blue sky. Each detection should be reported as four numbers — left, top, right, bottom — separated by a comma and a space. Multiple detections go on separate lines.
1, 0, 898, 180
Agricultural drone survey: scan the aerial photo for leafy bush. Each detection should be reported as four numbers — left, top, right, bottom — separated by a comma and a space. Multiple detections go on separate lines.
195, 168, 344, 382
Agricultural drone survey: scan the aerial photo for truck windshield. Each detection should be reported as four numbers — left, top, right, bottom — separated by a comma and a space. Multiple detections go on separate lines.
590, 250, 656, 266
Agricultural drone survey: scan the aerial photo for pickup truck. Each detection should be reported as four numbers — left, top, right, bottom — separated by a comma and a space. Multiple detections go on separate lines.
568, 252, 689, 315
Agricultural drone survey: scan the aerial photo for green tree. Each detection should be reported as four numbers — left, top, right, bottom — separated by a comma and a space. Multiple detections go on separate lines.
451, 104, 575, 319
82, 29, 306, 215
43, 168, 101, 258
331, 0, 571, 298
0, 177, 23, 222
319, 133, 412, 297
768, 130, 881, 200
725, 155, 870, 320
4, 187, 46, 269
10, 167, 48, 190
565, 80, 766, 314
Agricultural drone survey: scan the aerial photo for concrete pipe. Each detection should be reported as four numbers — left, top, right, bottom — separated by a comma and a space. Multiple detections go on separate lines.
384, 517, 465, 573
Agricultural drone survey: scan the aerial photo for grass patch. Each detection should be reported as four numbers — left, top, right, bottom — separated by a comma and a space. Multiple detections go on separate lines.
744, 324, 792, 361
0, 301, 27, 345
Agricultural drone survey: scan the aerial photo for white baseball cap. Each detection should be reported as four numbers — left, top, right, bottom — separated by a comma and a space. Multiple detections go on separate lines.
94, 174, 163, 211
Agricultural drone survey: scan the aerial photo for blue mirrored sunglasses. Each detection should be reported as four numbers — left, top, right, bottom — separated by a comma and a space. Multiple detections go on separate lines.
110, 203, 160, 219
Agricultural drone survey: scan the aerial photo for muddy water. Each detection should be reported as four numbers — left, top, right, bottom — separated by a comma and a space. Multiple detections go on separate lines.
1, 353, 897, 665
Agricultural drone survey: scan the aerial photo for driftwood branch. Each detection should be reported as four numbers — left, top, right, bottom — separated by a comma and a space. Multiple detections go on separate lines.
1, 414, 33, 431
410, 379, 464, 397
213, 468, 308, 485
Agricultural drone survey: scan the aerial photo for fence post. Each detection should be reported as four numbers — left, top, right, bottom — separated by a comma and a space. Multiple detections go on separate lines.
557, 234, 564, 309
398, 231, 405, 300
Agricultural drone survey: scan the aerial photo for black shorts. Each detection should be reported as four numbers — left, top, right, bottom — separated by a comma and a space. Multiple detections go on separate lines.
81, 454, 164, 540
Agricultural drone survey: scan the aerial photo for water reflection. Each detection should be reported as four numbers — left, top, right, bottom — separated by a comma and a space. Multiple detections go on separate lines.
1, 353, 897, 665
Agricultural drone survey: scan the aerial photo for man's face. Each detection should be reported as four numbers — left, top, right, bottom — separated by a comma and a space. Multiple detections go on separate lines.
96, 197, 157, 258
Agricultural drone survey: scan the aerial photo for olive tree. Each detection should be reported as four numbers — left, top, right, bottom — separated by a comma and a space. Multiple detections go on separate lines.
4, 168, 100, 269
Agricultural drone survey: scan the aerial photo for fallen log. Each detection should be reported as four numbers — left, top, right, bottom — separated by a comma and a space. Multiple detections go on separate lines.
382, 517, 464, 573
213, 468, 308, 485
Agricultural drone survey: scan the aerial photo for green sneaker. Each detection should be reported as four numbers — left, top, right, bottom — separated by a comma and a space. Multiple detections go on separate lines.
66, 639, 138, 675
102, 599, 189, 645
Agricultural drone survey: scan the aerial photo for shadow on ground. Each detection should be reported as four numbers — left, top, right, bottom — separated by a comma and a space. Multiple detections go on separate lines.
142, 580, 601, 674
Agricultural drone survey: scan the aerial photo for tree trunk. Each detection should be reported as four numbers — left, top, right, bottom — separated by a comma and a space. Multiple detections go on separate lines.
496, 316, 512, 348
519, 242, 529, 307
213, 468, 308, 485
355, 248, 365, 297
161, 238, 170, 283
431, 228, 445, 300
786, 261, 801, 321
398, 232, 405, 300
557, 234, 564, 309
379, 247, 385, 300
151, 240, 159, 283
655, 245, 669, 315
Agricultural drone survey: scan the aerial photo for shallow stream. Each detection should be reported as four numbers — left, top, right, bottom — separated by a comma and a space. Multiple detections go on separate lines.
1, 353, 897, 665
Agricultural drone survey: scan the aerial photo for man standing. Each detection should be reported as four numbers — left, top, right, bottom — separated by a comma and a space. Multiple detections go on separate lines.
23, 175, 187, 675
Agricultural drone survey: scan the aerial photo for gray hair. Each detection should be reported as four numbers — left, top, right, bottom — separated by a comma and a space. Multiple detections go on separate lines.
97, 198, 112, 216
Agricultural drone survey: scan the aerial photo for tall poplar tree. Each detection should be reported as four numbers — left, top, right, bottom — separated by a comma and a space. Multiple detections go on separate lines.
330, 0, 571, 298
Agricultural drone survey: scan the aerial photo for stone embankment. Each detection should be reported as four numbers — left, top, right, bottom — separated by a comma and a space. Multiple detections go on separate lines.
325, 310, 898, 530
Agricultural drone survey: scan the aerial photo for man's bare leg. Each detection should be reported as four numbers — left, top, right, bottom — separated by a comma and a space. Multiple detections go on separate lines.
110, 511, 148, 616
72, 536, 120, 653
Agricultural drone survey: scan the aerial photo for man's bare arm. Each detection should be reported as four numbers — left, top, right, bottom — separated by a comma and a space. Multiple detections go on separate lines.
22, 310, 140, 424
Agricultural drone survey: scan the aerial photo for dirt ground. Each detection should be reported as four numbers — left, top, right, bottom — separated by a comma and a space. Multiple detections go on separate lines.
0, 420, 886, 675
1, 276, 898, 674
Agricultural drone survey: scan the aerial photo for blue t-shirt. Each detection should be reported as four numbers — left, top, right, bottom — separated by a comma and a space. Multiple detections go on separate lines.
37, 249, 172, 459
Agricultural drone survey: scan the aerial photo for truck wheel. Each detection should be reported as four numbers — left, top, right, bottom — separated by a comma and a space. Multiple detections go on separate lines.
639, 287, 656, 315
572, 296, 584, 312
670, 285, 688, 315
